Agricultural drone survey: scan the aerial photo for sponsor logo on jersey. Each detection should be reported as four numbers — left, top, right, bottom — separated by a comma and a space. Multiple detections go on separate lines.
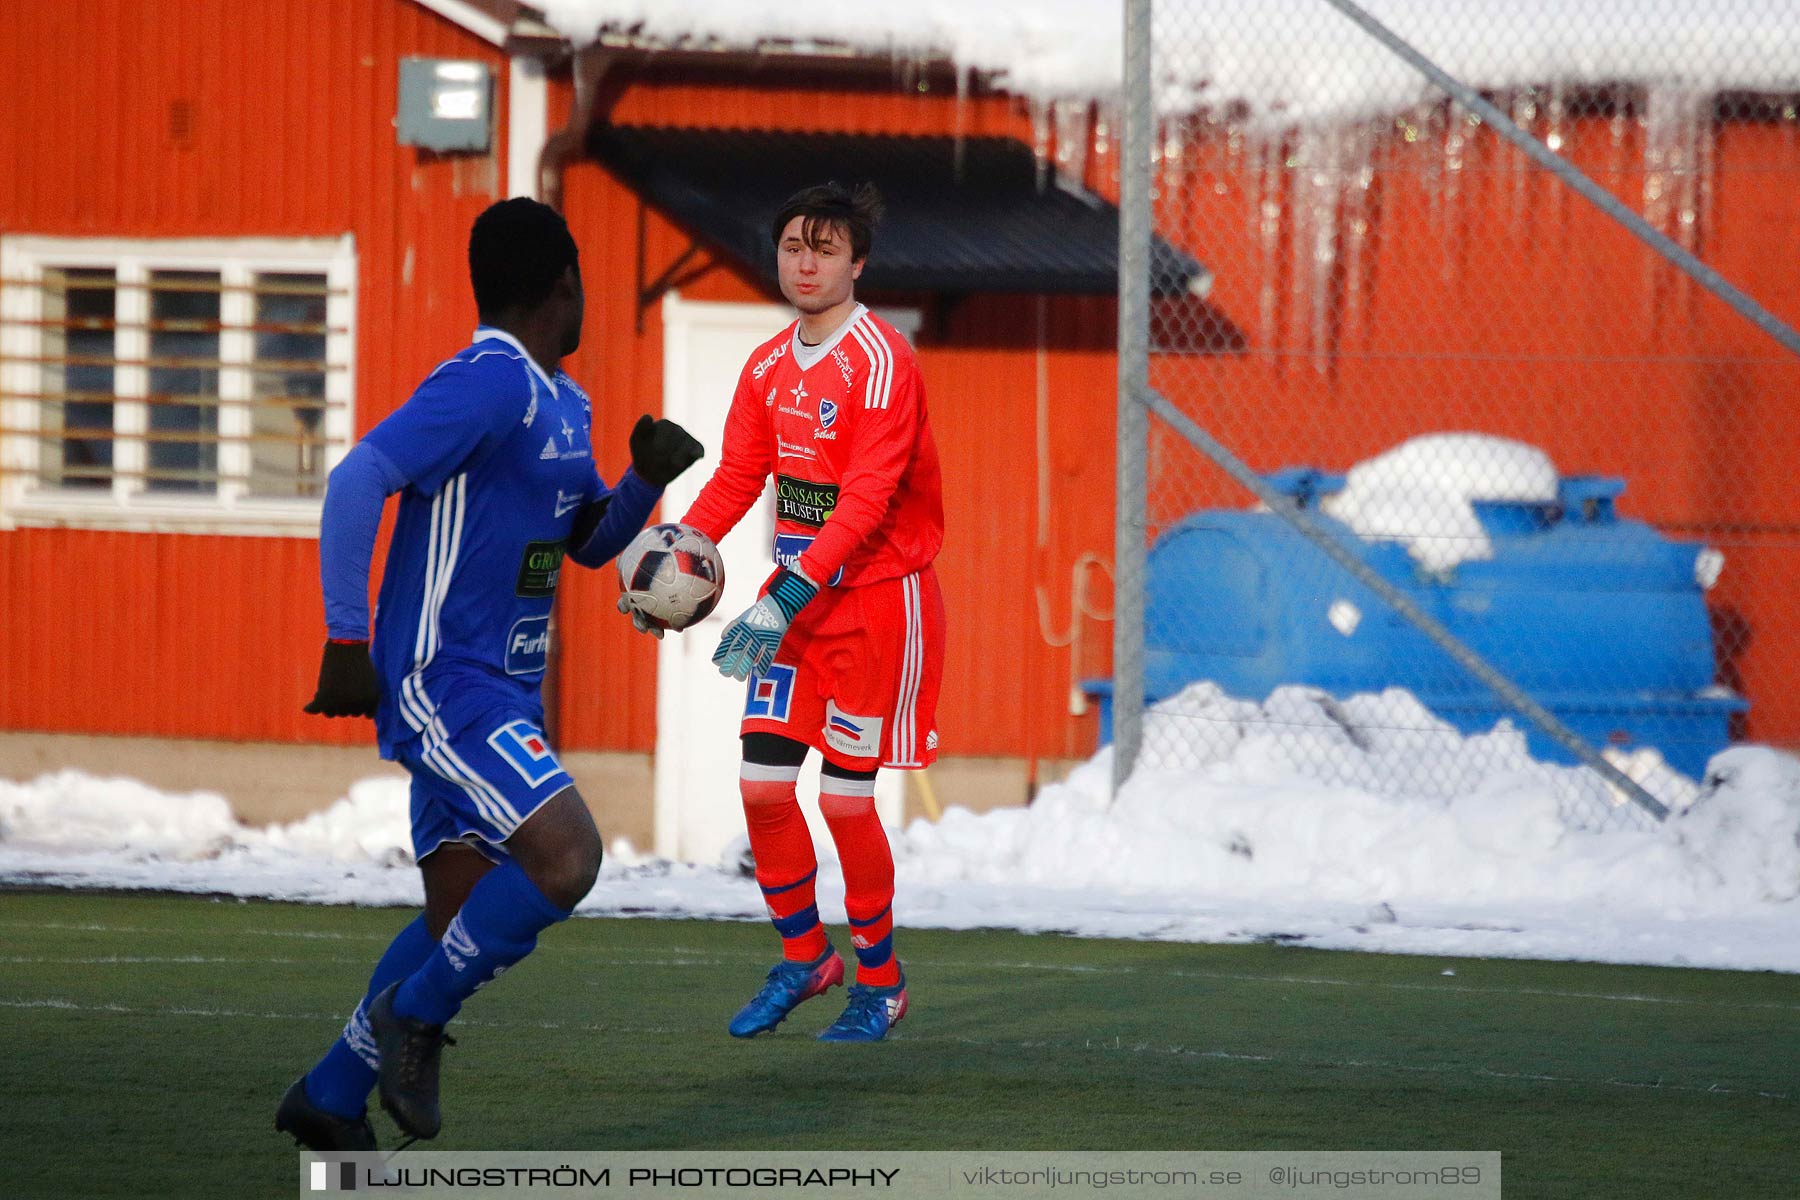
773, 534, 844, 586
540, 437, 560, 460
751, 342, 787, 381
776, 436, 818, 461
832, 347, 855, 387
745, 663, 797, 723
486, 717, 563, 785
554, 489, 585, 518
503, 615, 552, 675
775, 475, 838, 528
514, 540, 566, 597
765, 386, 777, 406
823, 701, 883, 758
789, 381, 808, 405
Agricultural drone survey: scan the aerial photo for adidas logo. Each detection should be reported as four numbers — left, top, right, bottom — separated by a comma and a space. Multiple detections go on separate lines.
926, 730, 939, 751
539, 437, 559, 460
851, 933, 871, 949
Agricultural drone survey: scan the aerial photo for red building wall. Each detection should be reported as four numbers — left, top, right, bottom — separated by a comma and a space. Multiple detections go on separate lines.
3, 2, 1792, 758
1143, 111, 1800, 744
0, 0, 513, 746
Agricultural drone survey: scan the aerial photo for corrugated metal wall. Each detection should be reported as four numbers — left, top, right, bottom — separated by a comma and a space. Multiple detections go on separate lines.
0, 0, 511, 745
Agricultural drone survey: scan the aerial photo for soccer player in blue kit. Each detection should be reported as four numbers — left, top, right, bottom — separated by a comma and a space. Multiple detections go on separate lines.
275, 198, 702, 1150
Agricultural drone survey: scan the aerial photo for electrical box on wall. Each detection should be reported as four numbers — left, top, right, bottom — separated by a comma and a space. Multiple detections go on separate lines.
396, 58, 492, 153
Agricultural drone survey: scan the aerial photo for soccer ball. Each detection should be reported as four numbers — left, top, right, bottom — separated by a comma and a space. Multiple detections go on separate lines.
616, 523, 725, 632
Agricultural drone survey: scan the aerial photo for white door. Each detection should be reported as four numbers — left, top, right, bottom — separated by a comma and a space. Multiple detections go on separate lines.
656, 293, 908, 864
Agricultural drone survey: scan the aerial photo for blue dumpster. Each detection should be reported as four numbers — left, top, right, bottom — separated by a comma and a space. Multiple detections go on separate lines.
1088, 469, 1745, 779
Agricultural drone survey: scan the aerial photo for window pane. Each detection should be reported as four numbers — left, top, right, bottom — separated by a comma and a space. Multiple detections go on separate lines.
39, 268, 115, 489
147, 270, 220, 493
250, 272, 330, 499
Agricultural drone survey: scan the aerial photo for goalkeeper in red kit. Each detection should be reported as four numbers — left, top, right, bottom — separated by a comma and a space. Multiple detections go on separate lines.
620, 181, 944, 1042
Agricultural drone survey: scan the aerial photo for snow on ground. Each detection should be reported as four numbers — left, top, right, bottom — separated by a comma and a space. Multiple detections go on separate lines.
5, 685, 1798, 972
540, 0, 1800, 118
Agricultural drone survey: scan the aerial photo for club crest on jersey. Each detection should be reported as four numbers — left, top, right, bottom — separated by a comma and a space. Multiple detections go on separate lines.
486, 718, 563, 787
823, 701, 883, 757
819, 398, 838, 430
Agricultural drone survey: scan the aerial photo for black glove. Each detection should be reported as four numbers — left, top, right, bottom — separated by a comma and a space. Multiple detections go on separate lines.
628, 414, 703, 487
303, 639, 381, 718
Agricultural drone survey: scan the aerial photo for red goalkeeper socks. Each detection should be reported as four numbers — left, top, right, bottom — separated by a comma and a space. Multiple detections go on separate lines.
820, 778, 899, 987
741, 763, 829, 962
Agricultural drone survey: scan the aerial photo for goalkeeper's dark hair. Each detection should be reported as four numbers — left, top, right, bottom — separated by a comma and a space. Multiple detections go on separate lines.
468, 197, 580, 317
770, 181, 884, 262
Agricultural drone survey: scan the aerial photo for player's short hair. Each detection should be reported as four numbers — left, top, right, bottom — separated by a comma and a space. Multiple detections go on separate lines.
770, 182, 884, 262
468, 198, 580, 316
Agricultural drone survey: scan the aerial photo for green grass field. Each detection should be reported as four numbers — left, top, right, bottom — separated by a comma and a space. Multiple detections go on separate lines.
1, 889, 1795, 1199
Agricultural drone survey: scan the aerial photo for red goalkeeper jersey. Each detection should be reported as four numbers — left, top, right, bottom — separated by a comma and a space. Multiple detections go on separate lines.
682, 304, 943, 589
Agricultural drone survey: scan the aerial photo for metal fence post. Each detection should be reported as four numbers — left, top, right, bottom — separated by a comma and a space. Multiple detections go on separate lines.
1113, 0, 1154, 795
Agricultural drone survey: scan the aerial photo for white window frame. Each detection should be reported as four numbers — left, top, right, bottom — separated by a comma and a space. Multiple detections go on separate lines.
0, 234, 356, 536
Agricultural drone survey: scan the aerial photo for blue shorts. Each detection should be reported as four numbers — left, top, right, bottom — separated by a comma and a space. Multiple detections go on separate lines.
397, 715, 575, 862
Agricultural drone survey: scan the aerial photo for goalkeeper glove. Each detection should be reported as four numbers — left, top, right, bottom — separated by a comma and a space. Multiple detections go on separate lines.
712, 567, 817, 680
628, 414, 703, 487
303, 639, 381, 718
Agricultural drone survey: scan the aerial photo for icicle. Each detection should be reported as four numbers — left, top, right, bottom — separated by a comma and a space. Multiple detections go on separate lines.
1255, 128, 1282, 356
1030, 97, 1052, 194
1096, 99, 1119, 198
953, 63, 970, 186
1291, 125, 1341, 372
1158, 112, 1187, 211
1545, 83, 1567, 156
1509, 89, 1536, 225
1340, 122, 1378, 342
1056, 99, 1091, 193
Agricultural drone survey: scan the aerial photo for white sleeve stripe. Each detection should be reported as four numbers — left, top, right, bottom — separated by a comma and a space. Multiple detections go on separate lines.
849, 319, 892, 411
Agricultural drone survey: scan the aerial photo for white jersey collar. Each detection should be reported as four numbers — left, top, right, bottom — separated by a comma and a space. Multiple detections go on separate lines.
473, 326, 557, 394
790, 303, 868, 372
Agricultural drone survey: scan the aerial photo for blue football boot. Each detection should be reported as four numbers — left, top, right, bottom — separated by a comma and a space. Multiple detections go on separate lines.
817, 971, 908, 1043
727, 947, 845, 1038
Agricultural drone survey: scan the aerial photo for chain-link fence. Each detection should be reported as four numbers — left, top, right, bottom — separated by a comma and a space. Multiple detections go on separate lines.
1113, 0, 1800, 830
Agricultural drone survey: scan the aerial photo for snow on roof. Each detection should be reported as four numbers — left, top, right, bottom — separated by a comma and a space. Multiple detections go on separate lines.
539, 0, 1800, 118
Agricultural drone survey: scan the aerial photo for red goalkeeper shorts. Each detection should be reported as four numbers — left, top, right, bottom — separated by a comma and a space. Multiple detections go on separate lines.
741, 565, 945, 771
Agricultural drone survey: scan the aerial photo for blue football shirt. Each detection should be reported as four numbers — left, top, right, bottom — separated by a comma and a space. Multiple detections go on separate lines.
360, 327, 623, 757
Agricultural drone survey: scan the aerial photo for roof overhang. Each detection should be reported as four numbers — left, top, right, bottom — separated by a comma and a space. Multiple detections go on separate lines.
591, 124, 1210, 298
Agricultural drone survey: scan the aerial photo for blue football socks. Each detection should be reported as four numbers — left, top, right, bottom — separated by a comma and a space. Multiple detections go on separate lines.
392, 859, 571, 1028
304, 914, 436, 1118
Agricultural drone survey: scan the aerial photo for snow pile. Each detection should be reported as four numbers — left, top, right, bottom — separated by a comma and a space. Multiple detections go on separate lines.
539, 0, 1800, 118
4, 686, 1799, 970
1320, 433, 1561, 573
1136, 682, 1698, 821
